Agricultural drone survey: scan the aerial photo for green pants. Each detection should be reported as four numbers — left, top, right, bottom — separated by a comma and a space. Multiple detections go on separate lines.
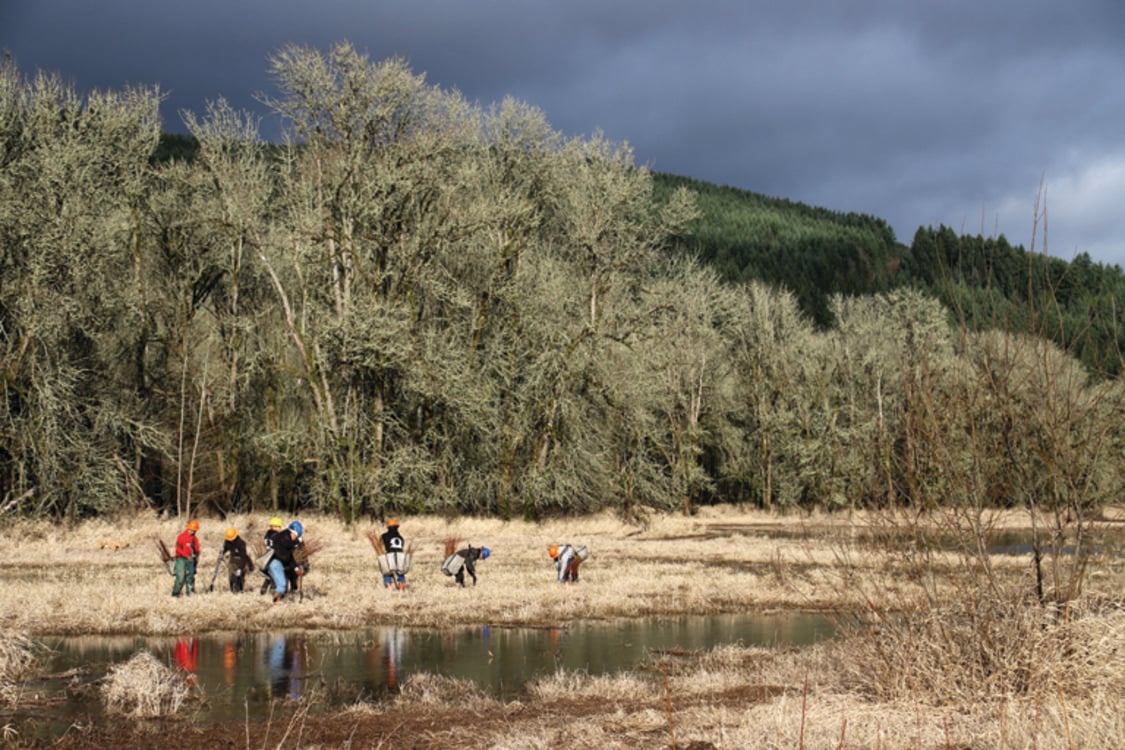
172, 557, 195, 596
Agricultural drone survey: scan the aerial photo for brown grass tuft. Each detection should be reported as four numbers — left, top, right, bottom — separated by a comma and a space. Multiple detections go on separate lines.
0, 632, 38, 703
101, 651, 195, 717
393, 672, 494, 709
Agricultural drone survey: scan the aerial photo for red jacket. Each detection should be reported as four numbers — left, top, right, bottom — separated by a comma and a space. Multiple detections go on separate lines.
175, 530, 200, 559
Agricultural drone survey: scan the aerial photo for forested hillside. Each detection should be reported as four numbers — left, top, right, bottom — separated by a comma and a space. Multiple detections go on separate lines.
2, 46, 1122, 524
655, 174, 1125, 377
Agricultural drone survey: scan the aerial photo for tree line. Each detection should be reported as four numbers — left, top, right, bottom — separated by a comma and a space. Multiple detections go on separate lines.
659, 175, 1125, 377
1, 44, 1122, 524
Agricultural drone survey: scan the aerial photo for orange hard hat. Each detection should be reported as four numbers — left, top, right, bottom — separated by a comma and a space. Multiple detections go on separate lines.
186, 519, 200, 532
387, 518, 399, 527
548, 544, 559, 559
225, 527, 238, 541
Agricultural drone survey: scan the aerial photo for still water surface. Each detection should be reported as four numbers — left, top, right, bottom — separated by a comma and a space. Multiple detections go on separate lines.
22, 613, 832, 732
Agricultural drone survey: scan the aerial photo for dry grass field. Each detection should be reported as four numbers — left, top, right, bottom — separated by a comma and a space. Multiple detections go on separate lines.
0, 506, 915, 636
2, 505, 1122, 749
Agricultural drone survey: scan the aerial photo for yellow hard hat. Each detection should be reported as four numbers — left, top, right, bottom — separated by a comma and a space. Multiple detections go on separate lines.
225, 527, 238, 541
387, 518, 399, 527
548, 544, 559, 559
186, 519, 200, 532
269, 516, 283, 528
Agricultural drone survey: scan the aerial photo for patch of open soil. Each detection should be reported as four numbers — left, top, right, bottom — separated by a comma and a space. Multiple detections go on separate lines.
22, 682, 791, 749
26, 702, 602, 748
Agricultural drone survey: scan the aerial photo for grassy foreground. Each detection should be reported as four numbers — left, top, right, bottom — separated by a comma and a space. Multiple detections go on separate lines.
2, 506, 1122, 749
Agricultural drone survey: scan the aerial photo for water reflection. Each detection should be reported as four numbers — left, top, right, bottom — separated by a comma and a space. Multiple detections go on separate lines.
223, 638, 238, 687
173, 636, 198, 685
267, 634, 301, 701
30, 613, 832, 727
383, 627, 404, 690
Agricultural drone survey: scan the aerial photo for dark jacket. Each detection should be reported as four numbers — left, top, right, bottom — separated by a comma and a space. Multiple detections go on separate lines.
268, 529, 301, 568
457, 546, 482, 576
381, 528, 405, 553
221, 536, 248, 561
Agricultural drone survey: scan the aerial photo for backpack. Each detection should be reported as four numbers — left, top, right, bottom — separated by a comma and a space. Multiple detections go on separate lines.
441, 552, 464, 576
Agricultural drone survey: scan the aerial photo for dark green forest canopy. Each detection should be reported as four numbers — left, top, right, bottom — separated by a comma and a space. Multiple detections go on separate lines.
653, 174, 1125, 378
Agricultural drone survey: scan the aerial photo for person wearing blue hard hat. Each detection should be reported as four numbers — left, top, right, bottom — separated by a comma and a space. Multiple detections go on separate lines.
285, 520, 308, 595
441, 544, 490, 587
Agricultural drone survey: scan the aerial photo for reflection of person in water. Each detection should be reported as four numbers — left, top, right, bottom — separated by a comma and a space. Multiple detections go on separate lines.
267, 635, 301, 701
222, 639, 239, 688
383, 628, 404, 691
173, 636, 199, 685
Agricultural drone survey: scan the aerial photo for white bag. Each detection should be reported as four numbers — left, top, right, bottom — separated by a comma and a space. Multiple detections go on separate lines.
441, 552, 464, 576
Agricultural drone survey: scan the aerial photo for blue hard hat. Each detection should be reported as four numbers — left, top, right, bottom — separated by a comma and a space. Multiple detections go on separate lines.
481, 546, 491, 559
288, 521, 304, 536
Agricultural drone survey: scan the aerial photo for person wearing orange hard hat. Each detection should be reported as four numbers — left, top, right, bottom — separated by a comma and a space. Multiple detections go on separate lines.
210, 526, 251, 593
548, 542, 586, 583
380, 519, 409, 590
172, 519, 201, 596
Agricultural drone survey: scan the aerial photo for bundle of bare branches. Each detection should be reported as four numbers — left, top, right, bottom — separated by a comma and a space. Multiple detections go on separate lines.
365, 530, 386, 555
364, 530, 415, 557
294, 538, 324, 568
154, 538, 174, 576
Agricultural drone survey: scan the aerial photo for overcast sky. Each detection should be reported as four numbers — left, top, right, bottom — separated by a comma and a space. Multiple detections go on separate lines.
5, 1, 1124, 268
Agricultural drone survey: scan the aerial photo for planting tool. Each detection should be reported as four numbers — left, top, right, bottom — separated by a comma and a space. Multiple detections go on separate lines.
208, 552, 223, 592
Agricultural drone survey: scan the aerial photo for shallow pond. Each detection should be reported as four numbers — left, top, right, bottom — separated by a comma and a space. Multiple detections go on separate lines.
11, 613, 832, 738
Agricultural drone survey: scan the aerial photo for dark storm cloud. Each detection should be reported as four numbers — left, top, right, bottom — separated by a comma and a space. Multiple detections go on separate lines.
4, 1, 1123, 266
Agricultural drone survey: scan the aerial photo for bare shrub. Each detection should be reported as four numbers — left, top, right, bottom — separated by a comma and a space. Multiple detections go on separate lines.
831, 535, 1125, 713
101, 651, 194, 717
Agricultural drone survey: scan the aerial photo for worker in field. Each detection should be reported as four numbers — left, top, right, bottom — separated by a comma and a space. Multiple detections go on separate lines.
259, 516, 285, 594
381, 519, 409, 590
171, 519, 200, 597
548, 543, 587, 583
264, 517, 303, 602
211, 527, 251, 593
285, 520, 307, 594
441, 544, 490, 587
